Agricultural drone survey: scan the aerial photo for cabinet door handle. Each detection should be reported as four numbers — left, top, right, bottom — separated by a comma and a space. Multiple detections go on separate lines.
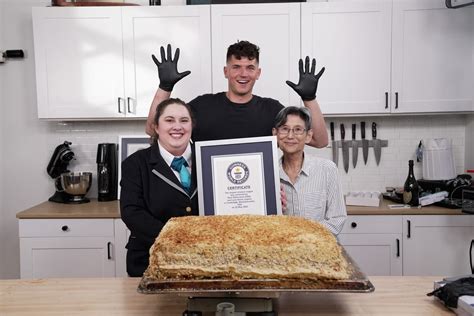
107, 242, 112, 260
127, 97, 133, 114
351, 222, 357, 228
385, 92, 388, 109
407, 220, 411, 239
61, 225, 69, 232
395, 92, 399, 109
396, 238, 400, 257
470, 239, 473, 274
117, 97, 124, 113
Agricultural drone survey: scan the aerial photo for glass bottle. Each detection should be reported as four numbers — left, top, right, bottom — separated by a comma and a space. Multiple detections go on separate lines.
403, 160, 419, 206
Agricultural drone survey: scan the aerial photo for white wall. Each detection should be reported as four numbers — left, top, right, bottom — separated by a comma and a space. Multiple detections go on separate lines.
0, 0, 470, 279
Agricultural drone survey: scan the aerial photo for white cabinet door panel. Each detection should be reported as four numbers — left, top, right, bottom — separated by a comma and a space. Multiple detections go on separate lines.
339, 233, 402, 276
302, 1, 392, 114
392, 1, 474, 113
114, 218, 130, 277
403, 215, 474, 276
20, 237, 115, 278
33, 8, 125, 119
122, 6, 212, 117
211, 3, 301, 107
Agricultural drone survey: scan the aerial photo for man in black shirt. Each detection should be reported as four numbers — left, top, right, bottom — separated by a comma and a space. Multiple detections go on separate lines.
146, 41, 328, 148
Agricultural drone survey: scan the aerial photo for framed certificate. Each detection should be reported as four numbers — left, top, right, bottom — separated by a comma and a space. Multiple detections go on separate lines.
195, 136, 282, 216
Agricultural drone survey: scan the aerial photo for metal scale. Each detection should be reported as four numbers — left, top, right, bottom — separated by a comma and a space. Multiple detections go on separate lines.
183, 292, 277, 316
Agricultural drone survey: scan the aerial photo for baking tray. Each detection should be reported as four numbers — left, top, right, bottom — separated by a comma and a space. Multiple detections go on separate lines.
137, 248, 375, 294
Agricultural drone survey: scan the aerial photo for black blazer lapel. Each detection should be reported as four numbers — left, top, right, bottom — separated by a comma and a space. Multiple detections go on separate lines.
149, 142, 192, 197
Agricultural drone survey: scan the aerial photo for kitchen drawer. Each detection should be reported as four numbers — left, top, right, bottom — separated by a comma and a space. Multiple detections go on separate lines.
340, 215, 402, 234
19, 219, 114, 237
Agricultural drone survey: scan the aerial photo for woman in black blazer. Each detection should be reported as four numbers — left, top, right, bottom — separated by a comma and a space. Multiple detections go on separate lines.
120, 98, 198, 277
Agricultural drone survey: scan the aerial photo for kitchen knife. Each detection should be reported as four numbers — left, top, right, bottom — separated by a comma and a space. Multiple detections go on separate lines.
330, 122, 338, 166
351, 124, 358, 168
372, 122, 381, 166
361, 121, 369, 165
341, 124, 349, 173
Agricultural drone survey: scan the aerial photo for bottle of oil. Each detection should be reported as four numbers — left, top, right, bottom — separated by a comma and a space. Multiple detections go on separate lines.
403, 160, 419, 206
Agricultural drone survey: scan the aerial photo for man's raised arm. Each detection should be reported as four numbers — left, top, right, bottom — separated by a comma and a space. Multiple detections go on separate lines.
146, 44, 191, 136
286, 56, 328, 148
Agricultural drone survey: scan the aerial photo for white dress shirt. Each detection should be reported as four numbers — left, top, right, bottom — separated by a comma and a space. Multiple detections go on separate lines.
157, 140, 192, 185
279, 153, 347, 235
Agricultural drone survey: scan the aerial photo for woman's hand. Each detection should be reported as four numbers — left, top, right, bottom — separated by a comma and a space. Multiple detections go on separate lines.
280, 184, 287, 214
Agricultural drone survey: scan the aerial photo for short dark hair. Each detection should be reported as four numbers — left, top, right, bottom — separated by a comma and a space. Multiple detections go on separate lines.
226, 40, 260, 63
274, 106, 312, 131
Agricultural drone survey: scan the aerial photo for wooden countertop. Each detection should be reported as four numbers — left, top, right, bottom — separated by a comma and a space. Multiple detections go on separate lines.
16, 199, 120, 219
16, 198, 466, 219
0, 277, 452, 315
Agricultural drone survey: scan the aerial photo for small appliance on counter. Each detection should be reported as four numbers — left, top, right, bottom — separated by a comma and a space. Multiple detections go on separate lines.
419, 138, 456, 180
383, 175, 474, 209
47, 141, 92, 204
96, 143, 118, 201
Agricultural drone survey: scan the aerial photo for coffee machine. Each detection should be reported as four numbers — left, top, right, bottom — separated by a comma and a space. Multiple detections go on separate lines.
47, 141, 91, 204
96, 143, 118, 201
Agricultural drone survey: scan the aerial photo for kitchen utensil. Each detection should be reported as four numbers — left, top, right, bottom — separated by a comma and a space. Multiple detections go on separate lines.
97, 143, 118, 201
330, 122, 338, 166
60, 172, 92, 201
47, 141, 92, 204
361, 122, 369, 165
341, 124, 349, 173
351, 124, 358, 168
372, 122, 381, 165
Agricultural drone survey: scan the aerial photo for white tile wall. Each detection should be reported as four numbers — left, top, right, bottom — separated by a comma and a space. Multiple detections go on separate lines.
305, 115, 466, 193
48, 121, 147, 196
53, 114, 467, 197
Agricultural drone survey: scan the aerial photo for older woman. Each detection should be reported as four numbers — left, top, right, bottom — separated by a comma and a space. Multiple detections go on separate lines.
273, 106, 347, 235
120, 98, 198, 277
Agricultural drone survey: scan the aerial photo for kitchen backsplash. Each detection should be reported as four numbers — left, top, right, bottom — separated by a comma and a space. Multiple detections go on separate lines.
51, 115, 466, 197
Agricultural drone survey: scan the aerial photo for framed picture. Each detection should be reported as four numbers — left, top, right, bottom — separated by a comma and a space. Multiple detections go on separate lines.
117, 135, 151, 199
195, 136, 282, 216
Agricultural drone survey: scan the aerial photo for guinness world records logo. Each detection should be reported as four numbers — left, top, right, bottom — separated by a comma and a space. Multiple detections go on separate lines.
226, 162, 250, 184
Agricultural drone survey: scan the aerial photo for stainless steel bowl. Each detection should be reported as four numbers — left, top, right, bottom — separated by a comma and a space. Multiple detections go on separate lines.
60, 172, 92, 196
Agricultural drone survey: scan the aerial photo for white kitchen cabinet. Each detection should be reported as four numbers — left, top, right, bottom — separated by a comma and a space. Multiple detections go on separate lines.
339, 216, 403, 276
402, 215, 474, 276
114, 218, 129, 277
303, 0, 474, 114
19, 219, 116, 278
33, 8, 125, 119
211, 3, 301, 107
32, 6, 212, 119
122, 6, 211, 117
391, 0, 474, 113
301, 1, 392, 115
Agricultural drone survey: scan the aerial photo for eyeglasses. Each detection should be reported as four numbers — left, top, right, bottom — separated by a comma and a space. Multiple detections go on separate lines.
277, 126, 306, 136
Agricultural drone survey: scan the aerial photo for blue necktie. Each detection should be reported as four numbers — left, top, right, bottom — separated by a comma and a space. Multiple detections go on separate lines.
170, 157, 191, 193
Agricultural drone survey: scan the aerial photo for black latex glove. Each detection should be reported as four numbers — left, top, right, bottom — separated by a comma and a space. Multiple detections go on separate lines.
151, 44, 191, 92
286, 56, 325, 101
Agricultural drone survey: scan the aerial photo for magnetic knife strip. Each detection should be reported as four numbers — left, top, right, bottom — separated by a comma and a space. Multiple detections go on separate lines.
327, 140, 388, 149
